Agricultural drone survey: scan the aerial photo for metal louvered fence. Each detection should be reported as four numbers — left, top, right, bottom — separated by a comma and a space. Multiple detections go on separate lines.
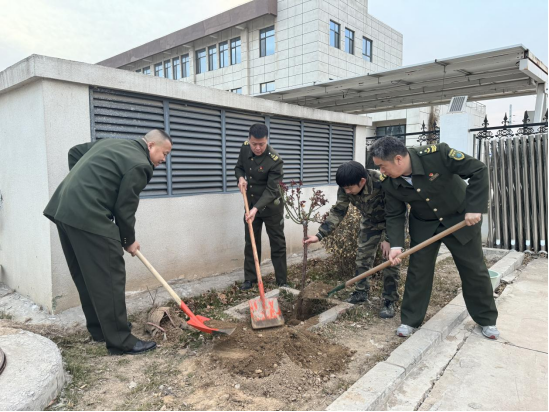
483, 132, 548, 254
90, 87, 355, 197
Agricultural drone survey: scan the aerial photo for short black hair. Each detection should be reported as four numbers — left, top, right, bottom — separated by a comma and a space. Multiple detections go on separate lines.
335, 161, 367, 187
249, 123, 268, 139
144, 129, 172, 145
370, 136, 408, 160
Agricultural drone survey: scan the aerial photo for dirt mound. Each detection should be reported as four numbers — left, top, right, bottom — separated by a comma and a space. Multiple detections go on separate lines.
211, 324, 353, 378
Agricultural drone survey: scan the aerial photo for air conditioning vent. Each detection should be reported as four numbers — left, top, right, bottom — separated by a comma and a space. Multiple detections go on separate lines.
448, 96, 468, 113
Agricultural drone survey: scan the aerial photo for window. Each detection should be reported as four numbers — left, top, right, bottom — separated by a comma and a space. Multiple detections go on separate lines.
135, 69, 141, 73
181, 54, 190, 78
329, 21, 340, 49
362, 37, 373, 62
196, 49, 207, 74
231, 88, 242, 94
173, 57, 180, 80
219, 41, 229, 68
230, 37, 241, 64
208, 45, 218, 71
260, 81, 275, 93
260, 26, 275, 57
164, 60, 172, 79
344, 28, 354, 54
142, 66, 151, 75
376, 125, 406, 138
154, 63, 164, 77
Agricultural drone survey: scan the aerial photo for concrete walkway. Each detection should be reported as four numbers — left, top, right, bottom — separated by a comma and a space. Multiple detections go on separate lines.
417, 258, 548, 411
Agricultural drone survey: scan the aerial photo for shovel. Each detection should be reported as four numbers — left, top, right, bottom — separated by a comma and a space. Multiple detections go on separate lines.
328, 220, 468, 297
241, 188, 285, 329
136, 250, 235, 336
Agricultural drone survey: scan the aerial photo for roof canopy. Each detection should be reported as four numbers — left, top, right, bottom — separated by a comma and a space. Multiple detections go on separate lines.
259, 45, 548, 114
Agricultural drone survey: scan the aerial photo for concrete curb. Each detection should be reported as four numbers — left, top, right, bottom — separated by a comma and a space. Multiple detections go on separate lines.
0, 328, 65, 411
490, 250, 524, 283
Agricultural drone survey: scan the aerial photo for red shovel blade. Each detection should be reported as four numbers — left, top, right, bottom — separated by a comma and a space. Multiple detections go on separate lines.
249, 296, 285, 329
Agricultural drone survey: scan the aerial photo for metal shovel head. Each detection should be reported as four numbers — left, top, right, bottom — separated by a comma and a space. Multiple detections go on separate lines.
249, 296, 285, 329
187, 315, 236, 336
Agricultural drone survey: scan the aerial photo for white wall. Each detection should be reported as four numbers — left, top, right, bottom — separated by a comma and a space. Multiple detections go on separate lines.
0, 81, 53, 310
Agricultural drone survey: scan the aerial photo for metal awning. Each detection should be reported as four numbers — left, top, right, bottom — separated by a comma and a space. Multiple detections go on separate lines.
258, 45, 548, 114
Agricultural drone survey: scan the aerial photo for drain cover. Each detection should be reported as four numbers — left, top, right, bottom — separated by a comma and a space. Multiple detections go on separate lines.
0, 348, 6, 376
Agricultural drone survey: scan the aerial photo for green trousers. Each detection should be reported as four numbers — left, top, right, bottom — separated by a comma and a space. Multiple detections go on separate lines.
401, 223, 498, 328
244, 213, 287, 284
56, 222, 137, 353
355, 223, 400, 302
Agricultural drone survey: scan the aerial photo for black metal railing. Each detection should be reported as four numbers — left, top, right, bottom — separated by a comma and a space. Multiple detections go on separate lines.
471, 110, 548, 159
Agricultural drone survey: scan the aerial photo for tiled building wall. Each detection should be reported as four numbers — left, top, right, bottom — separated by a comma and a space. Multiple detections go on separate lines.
121, 0, 403, 95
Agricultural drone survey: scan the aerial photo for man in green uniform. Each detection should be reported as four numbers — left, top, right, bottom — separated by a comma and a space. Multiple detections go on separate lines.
44, 129, 172, 354
235, 123, 287, 290
370, 136, 499, 339
303, 161, 400, 318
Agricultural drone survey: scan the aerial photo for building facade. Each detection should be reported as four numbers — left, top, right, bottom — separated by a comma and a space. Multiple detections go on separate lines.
99, 0, 403, 96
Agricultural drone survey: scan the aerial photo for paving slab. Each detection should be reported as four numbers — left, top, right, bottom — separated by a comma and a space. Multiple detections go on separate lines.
0, 327, 65, 411
385, 329, 441, 374
418, 335, 548, 411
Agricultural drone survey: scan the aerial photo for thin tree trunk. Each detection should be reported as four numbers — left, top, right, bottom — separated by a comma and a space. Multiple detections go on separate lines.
300, 223, 308, 291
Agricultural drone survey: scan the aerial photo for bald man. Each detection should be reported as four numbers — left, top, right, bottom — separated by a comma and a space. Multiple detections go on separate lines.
44, 130, 172, 355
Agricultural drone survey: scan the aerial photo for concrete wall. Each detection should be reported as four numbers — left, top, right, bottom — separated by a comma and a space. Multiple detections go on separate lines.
0, 55, 369, 312
0, 81, 53, 310
120, 0, 403, 94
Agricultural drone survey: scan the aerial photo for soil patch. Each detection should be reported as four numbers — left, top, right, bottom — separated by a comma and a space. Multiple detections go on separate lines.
211, 322, 353, 379
295, 282, 334, 321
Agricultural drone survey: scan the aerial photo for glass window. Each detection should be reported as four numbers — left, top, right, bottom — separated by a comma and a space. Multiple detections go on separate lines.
142, 66, 151, 75
260, 81, 275, 93
154, 62, 164, 77
208, 45, 217, 71
329, 21, 340, 49
230, 37, 241, 65
164, 60, 172, 79
135, 69, 141, 73
260, 26, 275, 57
376, 125, 406, 138
362, 37, 373, 62
345, 28, 354, 54
231, 87, 242, 94
181, 54, 190, 78
219, 41, 229, 68
172, 57, 180, 80
196, 49, 207, 74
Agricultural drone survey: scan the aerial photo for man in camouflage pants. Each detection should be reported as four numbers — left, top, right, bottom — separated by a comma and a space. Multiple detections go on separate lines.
304, 161, 400, 318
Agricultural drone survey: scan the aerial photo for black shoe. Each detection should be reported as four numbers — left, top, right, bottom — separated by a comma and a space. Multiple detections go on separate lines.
276, 282, 289, 288
240, 280, 256, 290
347, 290, 368, 304
109, 340, 157, 355
91, 322, 132, 343
379, 300, 396, 319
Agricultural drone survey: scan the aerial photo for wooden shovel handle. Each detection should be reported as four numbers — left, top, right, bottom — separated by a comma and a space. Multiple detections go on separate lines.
135, 250, 182, 306
241, 188, 266, 298
344, 220, 468, 288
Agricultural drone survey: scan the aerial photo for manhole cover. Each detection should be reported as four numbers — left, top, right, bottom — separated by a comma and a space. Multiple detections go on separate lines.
0, 348, 6, 376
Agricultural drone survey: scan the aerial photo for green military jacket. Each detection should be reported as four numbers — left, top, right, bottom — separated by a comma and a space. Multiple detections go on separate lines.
317, 169, 388, 240
44, 139, 154, 246
234, 141, 284, 217
381, 143, 488, 248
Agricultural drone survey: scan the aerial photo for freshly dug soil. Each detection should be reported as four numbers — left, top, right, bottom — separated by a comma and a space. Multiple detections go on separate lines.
211, 323, 353, 379
295, 282, 334, 321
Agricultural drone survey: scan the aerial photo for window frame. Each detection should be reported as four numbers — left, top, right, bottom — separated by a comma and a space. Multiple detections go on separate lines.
164, 60, 172, 79
230, 37, 241, 65
208, 45, 218, 71
181, 54, 190, 78
329, 20, 340, 49
344, 28, 354, 54
259, 25, 275, 57
142, 66, 151, 75
219, 41, 229, 68
172, 57, 180, 80
362, 37, 373, 62
231, 87, 242, 94
196, 49, 207, 74
154, 62, 164, 77
260, 81, 275, 94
